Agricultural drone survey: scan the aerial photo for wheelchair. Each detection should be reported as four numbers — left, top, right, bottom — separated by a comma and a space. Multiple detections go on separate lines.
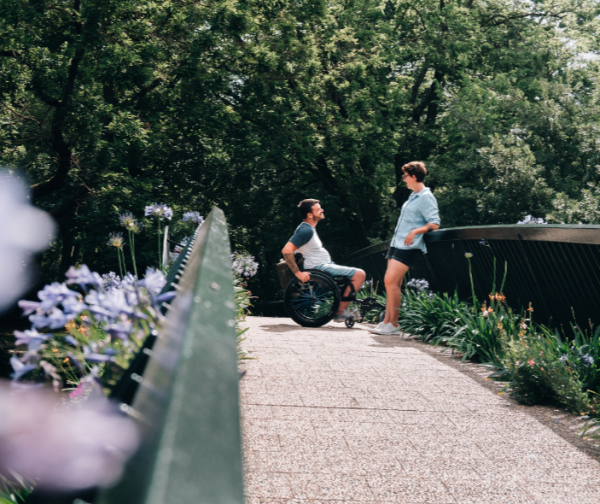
276, 254, 385, 328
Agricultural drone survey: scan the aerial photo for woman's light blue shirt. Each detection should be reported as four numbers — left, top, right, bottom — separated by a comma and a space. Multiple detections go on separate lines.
390, 187, 440, 253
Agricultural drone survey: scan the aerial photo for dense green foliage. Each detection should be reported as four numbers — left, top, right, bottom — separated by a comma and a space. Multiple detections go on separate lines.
1, 0, 599, 301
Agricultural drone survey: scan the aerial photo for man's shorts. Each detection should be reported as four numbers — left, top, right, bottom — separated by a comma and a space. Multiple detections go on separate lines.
385, 247, 423, 269
313, 262, 356, 280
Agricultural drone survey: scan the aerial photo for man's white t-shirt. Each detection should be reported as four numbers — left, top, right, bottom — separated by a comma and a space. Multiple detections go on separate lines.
289, 222, 331, 269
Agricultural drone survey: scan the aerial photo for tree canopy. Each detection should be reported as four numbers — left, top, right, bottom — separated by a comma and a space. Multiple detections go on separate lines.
1, 0, 599, 300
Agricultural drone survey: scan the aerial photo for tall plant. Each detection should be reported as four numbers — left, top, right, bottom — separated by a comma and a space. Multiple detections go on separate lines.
118, 213, 142, 279
145, 204, 173, 271
106, 232, 126, 278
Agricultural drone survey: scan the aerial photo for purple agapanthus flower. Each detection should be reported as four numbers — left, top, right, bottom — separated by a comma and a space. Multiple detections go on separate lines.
18, 299, 41, 316
407, 278, 430, 292
37, 282, 79, 312
157, 291, 177, 303
517, 215, 548, 225
85, 289, 135, 320
121, 273, 137, 287
30, 307, 72, 330
66, 265, 104, 291
182, 211, 203, 224
119, 213, 141, 233
0, 383, 140, 490
65, 336, 78, 347
66, 351, 84, 372
144, 203, 173, 220
0, 173, 56, 312
62, 297, 87, 318
102, 272, 121, 290
14, 329, 50, 351
139, 268, 166, 295
104, 316, 133, 341
106, 232, 125, 248
10, 355, 37, 381
231, 252, 259, 278
84, 353, 115, 363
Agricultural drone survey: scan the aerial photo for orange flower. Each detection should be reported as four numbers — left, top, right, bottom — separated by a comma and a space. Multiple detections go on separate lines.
65, 320, 77, 331
52, 347, 59, 353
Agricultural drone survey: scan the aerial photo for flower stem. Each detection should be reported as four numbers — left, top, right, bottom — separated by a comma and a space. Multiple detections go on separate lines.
499, 260, 508, 296
117, 248, 124, 278
157, 219, 162, 269
129, 230, 138, 279
468, 257, 478, 309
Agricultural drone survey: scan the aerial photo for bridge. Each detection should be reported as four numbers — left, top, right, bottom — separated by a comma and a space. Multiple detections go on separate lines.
12, 214, 599, 503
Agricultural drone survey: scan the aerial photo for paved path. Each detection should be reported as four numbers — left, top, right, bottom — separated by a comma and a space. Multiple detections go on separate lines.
239, 317, 600, 503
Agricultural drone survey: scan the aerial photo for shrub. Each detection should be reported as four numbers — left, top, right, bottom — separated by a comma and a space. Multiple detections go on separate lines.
398, 289, 469, 344
501, 330, 590, 414
538, 324, 600, 396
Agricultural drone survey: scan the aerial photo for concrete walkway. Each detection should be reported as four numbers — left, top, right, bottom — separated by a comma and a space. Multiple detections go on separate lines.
239, 317, 600, 503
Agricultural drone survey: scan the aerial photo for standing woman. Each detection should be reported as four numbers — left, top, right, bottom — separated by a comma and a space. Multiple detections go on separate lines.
372, 161, 440, 335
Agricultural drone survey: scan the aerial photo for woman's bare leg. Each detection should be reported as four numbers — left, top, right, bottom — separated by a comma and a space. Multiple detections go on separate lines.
383, 259, 410, 326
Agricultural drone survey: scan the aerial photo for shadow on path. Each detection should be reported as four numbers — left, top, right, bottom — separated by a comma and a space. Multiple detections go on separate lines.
259, 323, 354, 333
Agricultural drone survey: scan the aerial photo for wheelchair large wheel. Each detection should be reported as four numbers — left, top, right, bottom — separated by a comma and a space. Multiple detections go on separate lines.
284, 270, 341, 327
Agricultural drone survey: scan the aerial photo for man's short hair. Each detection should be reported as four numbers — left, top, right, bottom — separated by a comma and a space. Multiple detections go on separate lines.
298, 199, 320, 219
402, 161, 427, 183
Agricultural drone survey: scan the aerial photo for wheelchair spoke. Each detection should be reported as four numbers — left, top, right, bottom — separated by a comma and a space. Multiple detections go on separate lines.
284, 271, 341, 327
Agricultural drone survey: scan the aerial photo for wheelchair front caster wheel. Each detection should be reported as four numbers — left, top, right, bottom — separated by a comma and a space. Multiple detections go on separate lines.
345, 317, 355, 328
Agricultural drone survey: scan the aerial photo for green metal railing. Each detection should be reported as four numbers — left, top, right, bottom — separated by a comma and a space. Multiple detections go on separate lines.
98, 207, 244, 504
343, 224, 600, 329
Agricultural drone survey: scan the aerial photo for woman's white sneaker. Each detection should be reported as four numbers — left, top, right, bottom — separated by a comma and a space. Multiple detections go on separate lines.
376, 323, 401, 335
369, 321, 386, 334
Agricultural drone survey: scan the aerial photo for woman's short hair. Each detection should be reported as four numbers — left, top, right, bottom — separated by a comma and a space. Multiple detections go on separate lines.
298, 199, 320, 219
402, 161, 427, 183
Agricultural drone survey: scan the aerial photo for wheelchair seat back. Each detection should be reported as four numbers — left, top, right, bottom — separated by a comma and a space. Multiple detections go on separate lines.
276, 253, 306, 291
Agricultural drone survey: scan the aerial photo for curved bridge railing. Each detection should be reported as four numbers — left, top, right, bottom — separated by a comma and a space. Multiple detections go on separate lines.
343, 225, 600, 330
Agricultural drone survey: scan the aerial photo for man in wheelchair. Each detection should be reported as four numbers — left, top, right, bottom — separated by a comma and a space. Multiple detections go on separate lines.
281, 199, 366, 323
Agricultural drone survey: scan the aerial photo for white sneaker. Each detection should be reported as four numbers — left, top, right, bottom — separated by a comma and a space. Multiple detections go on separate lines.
333, 309, 353, 322
368, 321, 386, 334
376, 323, 401, 335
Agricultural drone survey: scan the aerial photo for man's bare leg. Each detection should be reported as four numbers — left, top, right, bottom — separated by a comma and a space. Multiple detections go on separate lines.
383, 259, 410, 327
338, 268, 366, 313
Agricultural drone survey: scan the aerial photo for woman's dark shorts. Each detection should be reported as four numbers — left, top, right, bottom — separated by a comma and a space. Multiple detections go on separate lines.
385, 247, 423, 269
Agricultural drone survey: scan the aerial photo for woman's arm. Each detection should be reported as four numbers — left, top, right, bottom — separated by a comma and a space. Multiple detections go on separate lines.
404, 222, 440, 246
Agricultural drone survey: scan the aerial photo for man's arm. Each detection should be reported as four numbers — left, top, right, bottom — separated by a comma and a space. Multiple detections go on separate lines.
282, 242, 310, 282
